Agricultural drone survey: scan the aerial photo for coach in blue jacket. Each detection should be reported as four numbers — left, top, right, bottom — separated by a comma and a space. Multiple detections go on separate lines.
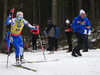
72, 9, 91, 57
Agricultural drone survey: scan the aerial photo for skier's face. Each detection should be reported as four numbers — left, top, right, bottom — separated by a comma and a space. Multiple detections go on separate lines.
80, 13, 85, 19
66, 23, 69, 25
48, 23, 51, 25
16, 13, 23, 22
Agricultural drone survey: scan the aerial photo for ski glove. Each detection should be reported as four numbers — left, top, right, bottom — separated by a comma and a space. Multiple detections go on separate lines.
10, 8, 15, 13
9, 14, 12, 18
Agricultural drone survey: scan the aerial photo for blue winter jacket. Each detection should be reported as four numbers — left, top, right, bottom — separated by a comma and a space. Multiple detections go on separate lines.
55, 26, 60, 39
72, 15, 91, 34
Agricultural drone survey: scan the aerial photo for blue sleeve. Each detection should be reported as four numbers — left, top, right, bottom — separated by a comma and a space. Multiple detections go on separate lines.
57, 27, 60, 34
86, 29, 90, 34
43, 31, 47, 35
72, 18, 84, 30
56, 27, 60, 35
5, 17, 11, 25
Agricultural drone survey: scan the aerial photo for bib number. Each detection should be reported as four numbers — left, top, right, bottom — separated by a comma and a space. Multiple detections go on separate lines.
15, 28, 20, 31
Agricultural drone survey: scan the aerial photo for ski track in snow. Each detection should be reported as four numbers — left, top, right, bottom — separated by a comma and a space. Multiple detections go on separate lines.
0, 49, 100, 75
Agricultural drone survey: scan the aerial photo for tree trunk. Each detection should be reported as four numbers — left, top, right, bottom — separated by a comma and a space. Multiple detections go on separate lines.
72, 0, 75, 20
96, 0, 99, 28
0, 0, 7, 51
90, 0, 95, 27
33, 0, 36, 23
78, 0, 81, 12
2, 0, 7, 41
0, 0, 3, 44
52, 0, 58, 25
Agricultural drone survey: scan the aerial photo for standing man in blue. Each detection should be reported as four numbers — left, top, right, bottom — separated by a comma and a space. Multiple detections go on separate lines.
72, 9, 91, 57
83, 15, 91, 52
54, 25, 60, 51
5, 9, 36, 65
83, 27, 91, 52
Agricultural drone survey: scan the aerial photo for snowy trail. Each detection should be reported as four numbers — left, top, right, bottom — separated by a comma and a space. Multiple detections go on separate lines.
0, 49, 100, 75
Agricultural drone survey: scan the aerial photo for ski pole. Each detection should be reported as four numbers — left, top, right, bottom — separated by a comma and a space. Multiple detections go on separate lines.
43, 30, 48, 50
6, 8, 14, 68
38, 34, 46, 61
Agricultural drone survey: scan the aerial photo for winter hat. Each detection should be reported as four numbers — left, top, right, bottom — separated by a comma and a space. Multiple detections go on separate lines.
16, 11, 23, 18
80, 9, 85, 15
47, 20, 52, 23
66, 20, 70, 23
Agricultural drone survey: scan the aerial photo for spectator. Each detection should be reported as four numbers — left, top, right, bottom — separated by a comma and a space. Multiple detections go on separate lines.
30, 23, 39, 53
54, 25, 60, 51
72, 9, 91, 57
46, 20, 56, 54
83, 15, 91, 52
65, 20, 72, 53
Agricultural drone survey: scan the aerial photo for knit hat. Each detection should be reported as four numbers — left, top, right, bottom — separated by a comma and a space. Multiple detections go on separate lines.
80, 9, 85, 15
47, 20, 52, 23
16, 11, 23, 19
66, 20, 70, 23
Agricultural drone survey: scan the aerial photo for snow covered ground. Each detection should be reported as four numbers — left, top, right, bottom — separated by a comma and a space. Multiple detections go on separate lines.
0, 49, 100, 75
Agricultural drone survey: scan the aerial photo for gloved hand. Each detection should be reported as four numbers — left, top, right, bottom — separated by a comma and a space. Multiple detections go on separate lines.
43, 31, 47, 35
65, 29, 70, 32
9, 14, 12, 18
10, 8, 15, 13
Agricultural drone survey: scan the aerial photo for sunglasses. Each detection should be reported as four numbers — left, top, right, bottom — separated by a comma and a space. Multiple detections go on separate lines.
18, 18, 23, 20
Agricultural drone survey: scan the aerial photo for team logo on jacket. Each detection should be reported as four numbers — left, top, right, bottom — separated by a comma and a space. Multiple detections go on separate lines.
17, 24, 21, 28
77, 21, 81, 24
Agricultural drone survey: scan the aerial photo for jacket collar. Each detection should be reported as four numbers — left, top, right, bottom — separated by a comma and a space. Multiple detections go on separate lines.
78, 15, 85, 21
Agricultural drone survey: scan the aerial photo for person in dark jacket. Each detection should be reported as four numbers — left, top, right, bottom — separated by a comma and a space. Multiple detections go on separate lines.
54, 25, 60, 51
72, 9, 91, 57
30, 23, 39, 53
65, 20, 72, 53
46, 20, 56, 54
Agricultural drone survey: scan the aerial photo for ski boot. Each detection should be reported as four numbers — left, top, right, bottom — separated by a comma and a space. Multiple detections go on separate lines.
76, 51, 82, 56
31, 50, 37, 53
16, 57, 21, 66
66, 50, 72, 53
56, 49, 58, 51
48, 51, 54, 54
20, 56, 26, 63
71, 51, 78, 57
83, 49, 88, 52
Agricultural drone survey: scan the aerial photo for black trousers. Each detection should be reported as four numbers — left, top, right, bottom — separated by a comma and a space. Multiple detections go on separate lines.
48, 37, 54, 51
73, 33, 85, 54
54, 38, 58, 50
32, 36, 38, 50
66, 32, 72, 51
84, 35, 89, 50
